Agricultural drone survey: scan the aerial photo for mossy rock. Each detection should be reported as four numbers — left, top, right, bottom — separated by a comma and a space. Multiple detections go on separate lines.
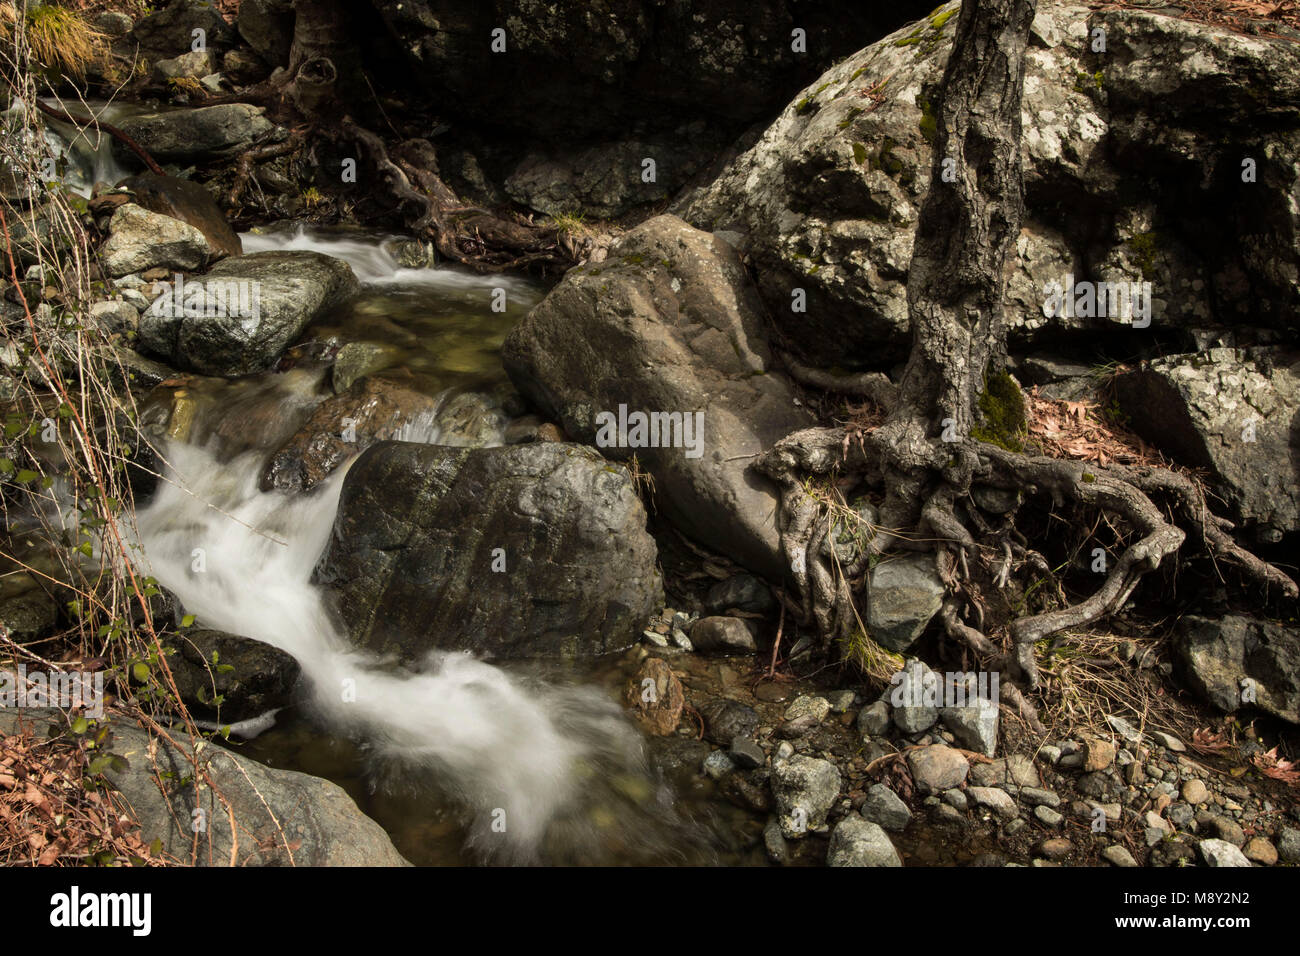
971, 370, 1027, 451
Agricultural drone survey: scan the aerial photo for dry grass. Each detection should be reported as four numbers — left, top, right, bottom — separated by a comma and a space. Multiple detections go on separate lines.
0, 3, 108, 81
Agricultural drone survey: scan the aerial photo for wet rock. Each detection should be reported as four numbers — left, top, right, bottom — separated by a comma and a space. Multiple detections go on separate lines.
906, 744, 969, 794
0, 709, 407, 866
119, 104, 276, 164
730, 736, 765, 770
689, 616, 757, 655
827, 817, 902, 867
119, 173, 242, 261
1198, 838, 1251, 867
703, 750, 735, 780
861, 783, 912, 832
772, 754, 841, 838
331, 342, 398, 393
261, 372, 441, 494
700, 700, 759, 745
166, 627, 300, 724
626, 658, 684, 736
101, 204, 212, 278
857, 700, 891, 737
503, 215, 814, 579
866, 553, 945, 653
0, 589, 59, 645
315, 441, 662, 660
139, 250, 359, 377
1174, 615, 1300, 724
1116, 349, 1300, 538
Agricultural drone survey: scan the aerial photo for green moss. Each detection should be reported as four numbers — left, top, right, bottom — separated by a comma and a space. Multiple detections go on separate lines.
622, 253, 645, 266
1125, 231, 1161, 281
795, 97, 813, 115
838, 106, 864, 130
918, 96, 938, 144
930, 8, 957, 29
852, 142, 869, 166
1082, 472, 1096, 483
970, 370, 1027, 451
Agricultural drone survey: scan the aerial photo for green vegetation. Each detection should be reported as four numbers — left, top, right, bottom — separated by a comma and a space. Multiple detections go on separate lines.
971, 369, 1028, 451
1, 4, 106, 81
1126, 231, 1161, 281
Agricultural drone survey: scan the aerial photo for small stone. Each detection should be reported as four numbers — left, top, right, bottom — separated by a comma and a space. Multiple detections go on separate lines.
1181, 779, 1209, 805
784, 695, 832, 723
1106, 714, 1143, 744
862, 784, 912, 832
703, 750, 735, 780
1019, 787, 1062, 808
942, 789, 968, 812
827, 690, 856, 714
1277, 828, 1300, 864
1083, 738, 1117, 772
1198, 838, 1251, 867
1034, 805, 1063, 827
1037, 838, 1072, 861
763, 817, 789, 864
1039, 744, 1062, 764
1144, 811, 1171, 832
906, 745, 970, 794
1005, 818, 1027, 836
1103, 845, 1139, 867
1150, 731, 1186, 752
1212, 817, 1246, 847
729, 736, 764, 770
968, 786, 1018, 820
1243, 837, 1277, 865
827, 817, 902, 867
689, 616, 756, 654
857, 700, 891, 736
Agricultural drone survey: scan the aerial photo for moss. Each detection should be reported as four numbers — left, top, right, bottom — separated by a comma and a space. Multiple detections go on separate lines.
1125, 231, 1161, 281
1082, 472, 1096, 483
930, 8, 958, 29
971, 370, 1027, 451
622, 253, 645, 266
918, 96, 938, 144
837, 106, 864, 131
795, 97, 813, 115
852, 142, 869, 166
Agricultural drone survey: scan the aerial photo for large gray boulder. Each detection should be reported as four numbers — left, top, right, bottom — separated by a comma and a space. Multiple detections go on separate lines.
0, 709, 407, 866
119, 104, 276, 163
680, 1, 1300, 366
314, 441, 663, 661
1115, 348, 1300, 539
503, 215, 814, 580
120, 172, 243, 260
139, 250, 359, 376
1174, 615, 1300, 725
165, 627, 301, 724
130, 0, 237, 58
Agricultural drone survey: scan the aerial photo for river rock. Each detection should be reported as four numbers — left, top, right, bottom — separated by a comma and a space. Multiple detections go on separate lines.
315, 441, 662, 660
130, 0, 237, 58
503, 215, 814, 579
1198, 838, 1252, 868
827, 816, 902, 867
138, 250, 359, 376
700, 699, 759, 745
166, 627, 300, 724
0, 708, 406, 866
154, 49, 217, 81
119, 104, 276, 163
0, 589, 59, 645
906, 744, 969, 794
704, 573, 775, 615
867, 552, 945, 652
626, 657, 684, 736
889, 658, 939, 734
1174, 615, 1300, 724
689, 616, 757, 655
1115, 349, 1300, 539
861, 783, 912, 832
772, 754, 841, 838
119, 173, 242, 261
101, 204, 212, 277
680, 2, 1300, 366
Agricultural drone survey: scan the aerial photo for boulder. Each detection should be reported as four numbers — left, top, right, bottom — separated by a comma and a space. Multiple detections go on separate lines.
119, 172, 243, 260
166, 627, 300, 724
101, 204, 212, 278
680, 2, 1300, 366
827, 816, 902, 867
130, 0, 237, 58
0, 709, 406, 866
314, 441, 662, 661
771, 754, 841, 838
118, 104, 276, 163
1174, 615, 1300, 724
138, 250, 359, 376
503, 215, 814, 580
0, 589, 59, 645
689, 616, 757, 655
1114, 348, 1300, 539
154, 49, 217, 81
237, 0, 295, 67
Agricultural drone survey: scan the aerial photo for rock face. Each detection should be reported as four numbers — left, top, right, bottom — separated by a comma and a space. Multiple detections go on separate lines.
166, 628, 300, 724
138, 250, 359, 376
680, 2, 1300, 367
503, 215, 814, 580
369, 0, 939, 141
101, 204, 212, 277
1174, 616, 1300, 724
1115, 349, 1300, 538
120, 173, 243, 261
315, 441, 663, 661
0, 709, 406, 866
119, 104, 276, 163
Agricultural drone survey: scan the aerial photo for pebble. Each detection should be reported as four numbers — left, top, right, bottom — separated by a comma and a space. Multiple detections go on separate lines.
703, 750, 735, 780
1198, 838, 1251, 868
1243, 837, 1277, 865
730, 736, 765, 770
1150, 731, 1185, 752
1039, 744, 1062, 764
1181, 779, 1209, 805
906, 745, 970, 794
1277, 828, 1300, 864
1019, 787, 1061, 808
827, 690, 856, 714
1037, 837, 1072, 861
862, 784, 913, 832
968, 786, 1018, 820
942, 789, 968, 812
857, 701, 891, 737
1212, 817, 1246, 847
784, 695, 831, 723
1005, 818, 1027, 836
1083, 738, 1116, 772
1103, 845, 1139, 867
1034, 805, 1063, 827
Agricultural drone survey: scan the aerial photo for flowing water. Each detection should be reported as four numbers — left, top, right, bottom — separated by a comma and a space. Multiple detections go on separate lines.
130, 227, 724, 864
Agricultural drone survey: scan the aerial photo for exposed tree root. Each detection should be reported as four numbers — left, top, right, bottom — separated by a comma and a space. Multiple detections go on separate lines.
340, 118, 574, 273
34, 98, 163, 176
225, 125, 309, 210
